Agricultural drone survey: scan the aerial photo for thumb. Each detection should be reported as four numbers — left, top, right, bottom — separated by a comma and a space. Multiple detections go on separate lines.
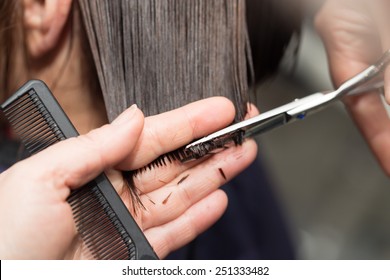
21, 104, 144, 189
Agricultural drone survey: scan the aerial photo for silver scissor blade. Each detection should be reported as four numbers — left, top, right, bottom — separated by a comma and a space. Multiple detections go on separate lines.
181, 50, 390, 162
186, 93, 325, 149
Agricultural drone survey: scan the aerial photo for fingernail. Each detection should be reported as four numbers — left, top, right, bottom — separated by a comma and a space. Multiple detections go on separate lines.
112, 104, 138, 126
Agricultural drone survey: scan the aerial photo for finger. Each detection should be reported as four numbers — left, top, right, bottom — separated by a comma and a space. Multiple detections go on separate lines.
324, 45, 390, 174
140, 139, 257, 228
366, 0, 390, 103
144, 189, 228, 259
246, 103, 260, 118
126, 102, 259, 194
117, 97, 236, 170
384, 64, 390, 104
315, 0, 390, 175
367, 0, 390, 48
344, 92, 390, 175
129, 124, 257, 195
18, 105, 144, 189
329, 56, 390, 175
316, 0, 382, 76
129, 157, 204, 195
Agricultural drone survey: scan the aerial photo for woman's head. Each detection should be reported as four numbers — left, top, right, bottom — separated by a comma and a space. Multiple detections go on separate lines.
0, 0, 108, 132
1, 0, 301, 130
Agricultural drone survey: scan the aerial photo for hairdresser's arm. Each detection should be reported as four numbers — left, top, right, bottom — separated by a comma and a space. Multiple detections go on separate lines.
0, 97, 257, 259
316, 0, 390, 175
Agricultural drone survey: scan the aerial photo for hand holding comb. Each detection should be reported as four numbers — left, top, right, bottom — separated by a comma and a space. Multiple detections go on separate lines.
0, 80, 157, 260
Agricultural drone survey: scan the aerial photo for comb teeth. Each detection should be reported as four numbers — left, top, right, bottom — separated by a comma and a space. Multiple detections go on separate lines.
68, 184, 136, 260
1, 81, 156, 260
1, 90, 64, 154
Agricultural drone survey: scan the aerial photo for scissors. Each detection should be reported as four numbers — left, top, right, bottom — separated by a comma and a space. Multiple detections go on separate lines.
180, 50, 390, 161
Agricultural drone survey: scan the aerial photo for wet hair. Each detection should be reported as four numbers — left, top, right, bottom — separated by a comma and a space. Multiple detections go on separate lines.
0, 0, 301, 122
0, 1, 21, 100
246, 0, 301, 83
77, 0, 251, 122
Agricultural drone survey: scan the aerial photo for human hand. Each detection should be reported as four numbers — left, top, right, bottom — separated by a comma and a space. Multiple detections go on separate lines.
0, 97, 257, 259
316, 0, 390, 175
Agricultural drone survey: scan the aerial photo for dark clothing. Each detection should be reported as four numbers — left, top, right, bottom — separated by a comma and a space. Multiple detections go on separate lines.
167, 159, 296, 259
0, 131, 21, 172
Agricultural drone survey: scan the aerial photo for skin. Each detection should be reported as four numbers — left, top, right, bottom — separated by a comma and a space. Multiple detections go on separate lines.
0, 0, 259, 259
0, 98, 258, 259
316, 0, 390, 176
7, 0, 390, 260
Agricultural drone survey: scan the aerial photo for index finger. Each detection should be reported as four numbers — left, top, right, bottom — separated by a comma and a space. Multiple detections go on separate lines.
118, 97, 236, 170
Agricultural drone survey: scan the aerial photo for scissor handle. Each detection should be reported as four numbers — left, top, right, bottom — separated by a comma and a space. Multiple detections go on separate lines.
288, 50, 390, 119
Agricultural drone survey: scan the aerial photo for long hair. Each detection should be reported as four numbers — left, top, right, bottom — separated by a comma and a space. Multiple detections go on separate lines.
77, 0, 251, 122
0, 1, 21, 101
246, 0, 301, 83
0, 0, 301, 123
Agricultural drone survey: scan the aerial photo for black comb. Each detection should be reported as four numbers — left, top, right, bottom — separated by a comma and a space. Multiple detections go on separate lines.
1, 80, 157, 260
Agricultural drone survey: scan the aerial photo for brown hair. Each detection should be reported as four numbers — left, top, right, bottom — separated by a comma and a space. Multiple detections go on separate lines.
77, 0, 251, 122
0, 0, 301, 123
0, 1, 21, 99
246, 0, 301, 83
